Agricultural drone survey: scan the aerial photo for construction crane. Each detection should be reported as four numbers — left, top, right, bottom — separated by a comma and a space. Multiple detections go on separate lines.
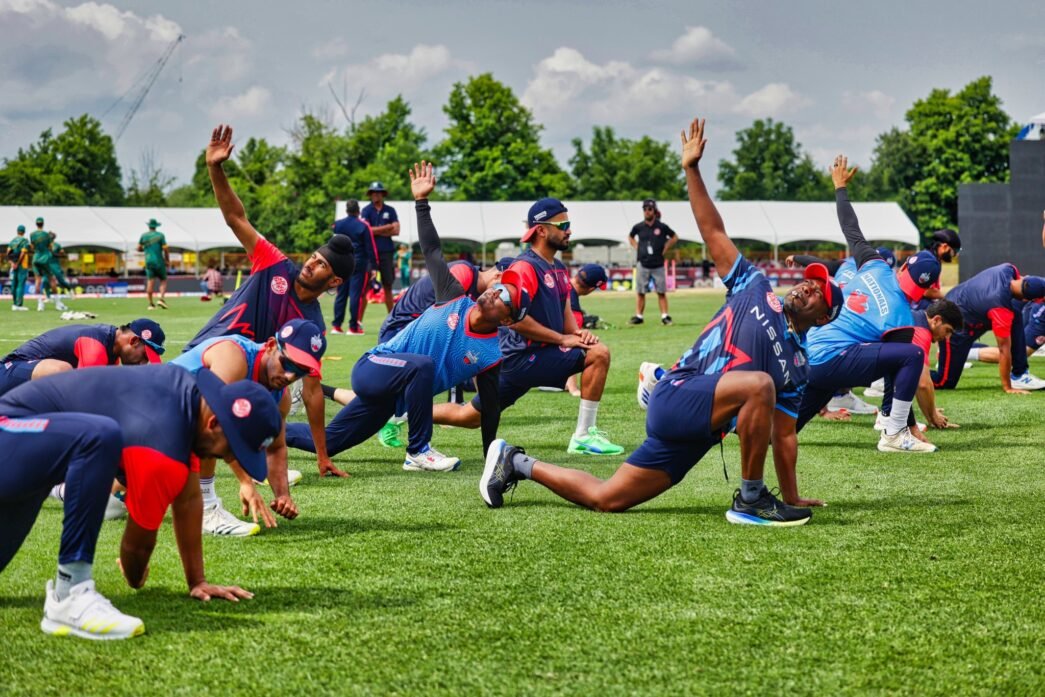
108, 34, 185, 142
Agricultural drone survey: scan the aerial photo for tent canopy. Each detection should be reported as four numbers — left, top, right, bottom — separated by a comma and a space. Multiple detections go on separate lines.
335, 199, 920, 248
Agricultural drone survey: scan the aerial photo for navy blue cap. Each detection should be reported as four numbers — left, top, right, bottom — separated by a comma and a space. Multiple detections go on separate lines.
495, 256, 516, 271
128, 318, 166, 362
495, 269, 532, 322
577, 264, 607, 289
803, 263, 844, 322
1023, 276, 1045, 301
367, 181, 387, 194
195, 368, 282, 482
899, 250, 942, 302
522, 198, 568, 242
276, 319, 326, 378
876, 247, 896, 269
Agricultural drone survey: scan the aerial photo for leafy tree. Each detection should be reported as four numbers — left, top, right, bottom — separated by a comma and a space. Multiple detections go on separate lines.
569, 127, 685, 200
435, 73, 571, 200
716, 119, 830, 201
125, 150, 177, 207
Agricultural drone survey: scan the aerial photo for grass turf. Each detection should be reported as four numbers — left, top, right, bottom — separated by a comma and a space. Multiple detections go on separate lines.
1, 293, 1043, 695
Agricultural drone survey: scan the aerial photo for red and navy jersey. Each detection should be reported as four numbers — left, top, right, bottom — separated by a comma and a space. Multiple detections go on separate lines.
2, 324, 116, 367
668, 255, 808, 417
569, 286, 584, 327
0, 365, 200, 531
333, 215, 377, 270
945, 263, 1020, 338
381, 261, 480, 339
500, 249, 571, 356
186, 236, 325, 350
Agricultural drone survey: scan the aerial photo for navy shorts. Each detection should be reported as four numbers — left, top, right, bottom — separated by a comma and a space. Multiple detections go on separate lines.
0, 360, 38, 398
472, 344, 586, 410
627, 373, 724, 485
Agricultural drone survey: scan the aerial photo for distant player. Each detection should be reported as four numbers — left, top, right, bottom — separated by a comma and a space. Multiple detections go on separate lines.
481, 118, 841, 524
47, 237, 77, 297
362, 181, 400, 313
564, 264, 608, 396
287, 162, 524, 471
330, 199, 377, 335
138, 218, 169, 310
29, 217, 66, 311
0, 365, 280, 639
170, 319, 325, 537
433, 198, 623, 456
628, 199, 677, 325
0, 319, 166, 397
7, 224, 30, 311
189, 124, 355, 480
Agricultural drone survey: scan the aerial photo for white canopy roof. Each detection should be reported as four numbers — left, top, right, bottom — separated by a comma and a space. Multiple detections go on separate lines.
336, 199, 919, 247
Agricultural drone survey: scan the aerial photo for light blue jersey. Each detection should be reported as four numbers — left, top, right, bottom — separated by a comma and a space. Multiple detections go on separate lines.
835, 257, 858, 290
170, 334, 283, 402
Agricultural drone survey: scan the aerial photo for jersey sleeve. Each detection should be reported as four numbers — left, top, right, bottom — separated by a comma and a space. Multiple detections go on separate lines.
721, 255, 758, 293
629, 225, 639, 239
662, 223, 677, 239
507, 260, 540, 297
386, 206, 399, 223
988, 306, 1015, 339
249, 235, 287, 274
121, 446, 190, 531
73, 337, 111, 368
450, 264, 475, 290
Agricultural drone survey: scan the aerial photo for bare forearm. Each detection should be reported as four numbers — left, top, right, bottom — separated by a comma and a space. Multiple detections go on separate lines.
684, 165, 737, 271
172, 492, 206, 589
915, 367, 937, 420
118, 537, 154, 588
998, 340, 1014, 390
266, 443, 291, 499
512, 316, 566, 345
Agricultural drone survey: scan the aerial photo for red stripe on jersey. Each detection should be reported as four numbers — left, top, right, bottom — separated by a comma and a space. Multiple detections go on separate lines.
218, 303, 255, 338
74, 336, 111, 368
122, 445, 190, 531
250, 236, 287, 274
987, 306, 1015, 339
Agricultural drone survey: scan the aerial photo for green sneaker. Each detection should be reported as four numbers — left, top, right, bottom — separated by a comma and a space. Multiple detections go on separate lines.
567, 427, 624, 456
377, 421, 404, 448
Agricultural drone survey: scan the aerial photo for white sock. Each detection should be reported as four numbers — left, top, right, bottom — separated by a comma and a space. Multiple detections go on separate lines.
661, 313, 669, 318
967, 347, 980, 361
575, 399, 599, 437
199, 477, 218, 506
884, 399, 913, 435
634, 313, 643, 319
50, 483, 65, 502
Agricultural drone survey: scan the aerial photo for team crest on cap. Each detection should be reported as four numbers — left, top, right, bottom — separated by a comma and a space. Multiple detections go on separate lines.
918, 272, 931, 284
232, 398, 252, 418
765, 293, 782, 313
544, 273, 555, 289
260, 436, 274, 450
271, 276, 288, 295
310, 334, 322, 352
141, 329, 153, 340
447, 313, 460, 331
280, 325, 294, 338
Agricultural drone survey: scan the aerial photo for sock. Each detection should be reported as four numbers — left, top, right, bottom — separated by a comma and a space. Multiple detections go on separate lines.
510, 451, 537, 479
50, 483, 65, 502
199, 476, 218, 506
967, 347, 980, 361
575, 399, 599, 437
391, 414, 407, 425
634, 313, 643, 319
321, 383, 336, 399
654, 366, 666, 380
661, 313, 669, 319
884, 399, 913, 435
741, 478, 764, 503
55, 561, 91, 600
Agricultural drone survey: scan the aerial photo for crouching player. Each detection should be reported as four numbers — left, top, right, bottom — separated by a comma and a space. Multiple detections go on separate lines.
0, 365, 280, 639
482, 118, 841, 525
170, 319, 325, 536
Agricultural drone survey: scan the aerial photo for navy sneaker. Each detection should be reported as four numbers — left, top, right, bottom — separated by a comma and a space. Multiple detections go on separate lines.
480, 439, 524, 508
725, 487, 812, 527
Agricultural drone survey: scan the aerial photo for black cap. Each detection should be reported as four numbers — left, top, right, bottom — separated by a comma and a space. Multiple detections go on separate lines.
931, 228, 961, 252
642, 199, 657, 209
316, 235, 356, 280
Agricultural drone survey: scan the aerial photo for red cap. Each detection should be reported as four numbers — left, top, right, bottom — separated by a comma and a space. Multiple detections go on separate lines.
803, 263, 843, 321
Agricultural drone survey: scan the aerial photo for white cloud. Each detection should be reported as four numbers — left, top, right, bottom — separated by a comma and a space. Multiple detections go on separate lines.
734, 83, 810, 118
842, 90, 895, 120
321, 44, 468, 96
650, 25, 740, 68
210, 86, 272, 121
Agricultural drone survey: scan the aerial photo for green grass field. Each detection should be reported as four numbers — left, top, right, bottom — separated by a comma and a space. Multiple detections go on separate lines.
1, 293, 1043, 695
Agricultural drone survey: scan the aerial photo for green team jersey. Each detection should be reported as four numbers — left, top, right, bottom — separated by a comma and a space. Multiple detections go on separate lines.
30, 230, 53, 264
8, 236, 29, 268
139, 231, 167, 266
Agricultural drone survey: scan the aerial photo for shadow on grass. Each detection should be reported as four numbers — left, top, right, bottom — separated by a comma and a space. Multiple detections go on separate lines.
260, 515, 461, 541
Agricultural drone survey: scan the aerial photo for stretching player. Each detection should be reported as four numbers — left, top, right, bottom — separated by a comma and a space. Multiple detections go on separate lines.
481, 118, 841, 524
188, 124, 354, 482
969, 300, 1045, 363
0, 365, 280, 638
433, 198, 623, 456
287, 162, 524, 470
171, 319, 325, 537
0, 319, 165, 397
933, 265, 1045, 393
563, 264, 608, 397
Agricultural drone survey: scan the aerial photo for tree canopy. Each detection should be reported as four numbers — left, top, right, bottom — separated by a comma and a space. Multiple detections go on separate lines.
570, 127, 685, 201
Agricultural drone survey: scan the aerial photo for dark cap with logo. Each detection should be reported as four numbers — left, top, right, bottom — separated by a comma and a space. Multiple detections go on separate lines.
898, 250, 942, 302
128, 318, 166, 363
275, 319, 326, 378
577, 264, 608, 289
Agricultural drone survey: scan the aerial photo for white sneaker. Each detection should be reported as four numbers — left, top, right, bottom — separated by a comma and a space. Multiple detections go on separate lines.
403, 446, 460, 472
41, 579, 144, 640
12, 304, 28, 311
1010, 372, 1045, 391
863, 378, 886, 398
637, 361, 662, 410
877, 427, 938, 453
873, 412, 927, 432
827, 391, 878, 414
55, 299, 69, 311
329, 326, 345, 335
537, 386, 564, 392
288, 380, 303, 416
37, 298, 46, 312
963, 362, 973, 369
202, 498, 260, 537
253, 469, 303, 488
104, 494, 127, 521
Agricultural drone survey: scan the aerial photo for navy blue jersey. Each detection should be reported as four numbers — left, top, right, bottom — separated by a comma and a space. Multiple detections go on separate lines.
569, 286, 584, 327
361, 203, 399, 255
1022, 300, 1045, 350
499, 249, 570, 356
333, 215, 376, 270
2, 324, 117, 368
946, 263, 1019, 338
186, 237, 325, 350
0, 365, 200, 530
668, 255, 808, 417
380, 261, 480, 339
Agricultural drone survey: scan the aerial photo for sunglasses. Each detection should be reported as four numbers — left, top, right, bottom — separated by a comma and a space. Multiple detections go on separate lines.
539, 219, 571, 231
493, 285, 514, 310
279, 353, 310, 378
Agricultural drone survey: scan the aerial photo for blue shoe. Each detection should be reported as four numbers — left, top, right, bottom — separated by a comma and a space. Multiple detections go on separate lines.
725, 488, 811, 527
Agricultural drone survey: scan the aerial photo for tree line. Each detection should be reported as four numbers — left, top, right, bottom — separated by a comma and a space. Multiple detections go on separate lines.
0, 74, 1017, 252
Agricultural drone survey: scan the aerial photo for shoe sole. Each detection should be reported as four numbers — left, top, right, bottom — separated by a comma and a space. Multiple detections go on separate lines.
725, 510, 811, 527
203, 523, 261, 537
876, 443, 938, 453
479, 440, 506, 508
567, 446, 624, 456
402, 460, 461, 472
41, 617, 145, 640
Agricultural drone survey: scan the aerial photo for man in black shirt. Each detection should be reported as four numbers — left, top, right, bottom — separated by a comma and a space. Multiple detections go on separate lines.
628, 199, 677, 325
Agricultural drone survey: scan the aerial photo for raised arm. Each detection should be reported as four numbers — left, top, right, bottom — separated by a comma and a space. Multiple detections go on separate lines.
410, 161, 465, 303
680, 118, 739, 273
206, 124, 260, 256
831, 156, 879, 268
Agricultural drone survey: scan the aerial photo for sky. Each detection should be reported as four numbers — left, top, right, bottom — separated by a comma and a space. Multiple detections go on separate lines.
1, 0, 1043, 195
